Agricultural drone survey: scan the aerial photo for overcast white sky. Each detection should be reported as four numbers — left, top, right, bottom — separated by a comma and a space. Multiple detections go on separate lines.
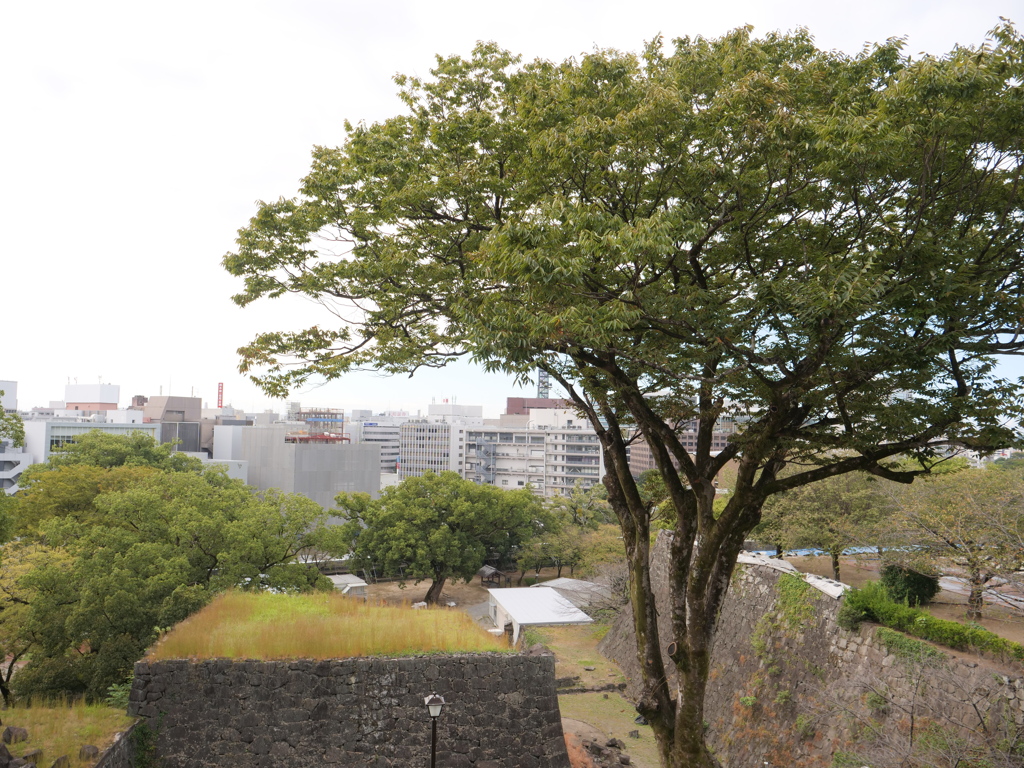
2, 1, 1019, 418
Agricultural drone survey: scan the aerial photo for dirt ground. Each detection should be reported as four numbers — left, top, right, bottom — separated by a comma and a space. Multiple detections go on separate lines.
364, 577, 490, 608
363, 566, 568, 609
787, 553, 1024, 645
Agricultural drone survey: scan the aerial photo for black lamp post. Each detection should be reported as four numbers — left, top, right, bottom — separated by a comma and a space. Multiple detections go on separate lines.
425, 693, 445, 768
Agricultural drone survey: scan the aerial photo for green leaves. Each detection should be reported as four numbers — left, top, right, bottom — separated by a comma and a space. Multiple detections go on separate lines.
0, 391, 24, 448
224, 25, 1024, 765
335, 471, 544, 601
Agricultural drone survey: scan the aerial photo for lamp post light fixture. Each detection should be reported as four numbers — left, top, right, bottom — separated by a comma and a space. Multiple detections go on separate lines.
425, 693, 446, 768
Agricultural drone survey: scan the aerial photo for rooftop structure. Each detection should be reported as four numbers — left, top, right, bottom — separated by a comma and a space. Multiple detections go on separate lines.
487, 587, 592, 644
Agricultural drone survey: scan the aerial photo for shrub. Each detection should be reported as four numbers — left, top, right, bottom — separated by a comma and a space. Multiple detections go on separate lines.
105, 680, 132, 711
880, 565, 940, 606
837, 581, 1024, 664
865, 691, 889, 713
795, 714, 816, 740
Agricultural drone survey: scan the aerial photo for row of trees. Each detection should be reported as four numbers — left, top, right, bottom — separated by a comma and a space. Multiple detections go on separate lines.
754, 459, 1024, 619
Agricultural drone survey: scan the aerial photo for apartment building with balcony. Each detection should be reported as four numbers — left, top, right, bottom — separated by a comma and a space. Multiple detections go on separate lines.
397, 403, 483, 480
465, 408, 603, 497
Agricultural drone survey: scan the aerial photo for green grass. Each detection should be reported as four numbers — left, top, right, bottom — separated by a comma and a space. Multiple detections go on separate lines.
148, 590, 510, 660
558, 692, 661, 768
1, 699, 134, 767
527, 624, 626, 688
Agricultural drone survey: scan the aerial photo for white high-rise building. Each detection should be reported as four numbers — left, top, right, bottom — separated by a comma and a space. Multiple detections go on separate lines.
465, 408, 603, 497
397, 403, 483, 479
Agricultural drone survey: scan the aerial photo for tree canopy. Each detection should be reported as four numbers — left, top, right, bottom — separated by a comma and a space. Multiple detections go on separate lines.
225, 25, 1024, 767
755, 470, 886, 580
335, 471, 545, 604
883, 466, 1024, 620
2, 434, 345, 700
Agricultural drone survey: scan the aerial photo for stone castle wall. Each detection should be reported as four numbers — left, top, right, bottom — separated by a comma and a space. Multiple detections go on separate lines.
124, 654, 569, 768
599, 532, 1024, 767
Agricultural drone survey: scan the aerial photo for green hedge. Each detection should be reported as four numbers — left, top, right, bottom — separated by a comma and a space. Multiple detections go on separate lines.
880, 564, 940, 606
837, 581, 1024, 663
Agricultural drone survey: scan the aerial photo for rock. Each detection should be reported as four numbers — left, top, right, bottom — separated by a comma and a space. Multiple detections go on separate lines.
606, 738, 625, 750
49, 758, 69, 768
78, 746, 99, 761
20, 750, 41, 765
2, 729, 27, 746
619, 756, 632, 765
633, 714, 648, 725
584, 666, 596, 671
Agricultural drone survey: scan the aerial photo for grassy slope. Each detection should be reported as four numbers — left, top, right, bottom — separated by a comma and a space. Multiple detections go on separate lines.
2, 701, 133, 768
527, 624, 661, 768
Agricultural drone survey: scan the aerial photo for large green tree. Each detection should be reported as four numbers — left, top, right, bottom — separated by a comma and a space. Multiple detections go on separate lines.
336, 471, 545, 604
224, 26, 1024, 767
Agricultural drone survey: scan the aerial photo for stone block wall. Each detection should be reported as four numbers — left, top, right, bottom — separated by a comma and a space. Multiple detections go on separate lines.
125, 654, 569, 768
599, 532, 1024, 767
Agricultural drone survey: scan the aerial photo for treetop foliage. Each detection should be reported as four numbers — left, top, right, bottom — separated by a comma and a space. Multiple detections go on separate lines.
228, 24, 1024, 486
335, 471, 545, 603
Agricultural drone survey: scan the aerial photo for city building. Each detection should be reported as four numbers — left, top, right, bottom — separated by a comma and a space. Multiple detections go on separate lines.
0, 381, 28, 494
346, 420, 404, 474
626, 416, 737, 477
465, 407, 603, 497
214, 424, 380, 509
0, 381, 17, 413
64, 383, 120, 414
397, 403, 483, 479
22, 419, 161, 465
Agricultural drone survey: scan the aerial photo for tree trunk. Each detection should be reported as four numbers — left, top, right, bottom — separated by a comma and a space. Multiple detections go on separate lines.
424, 575, 447, 605
967, 571, 985, 620
831, 549, 841, 582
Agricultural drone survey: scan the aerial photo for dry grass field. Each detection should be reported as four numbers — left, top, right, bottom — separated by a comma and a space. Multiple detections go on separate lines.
0, 700, 133, 768
147, 590, 510, 660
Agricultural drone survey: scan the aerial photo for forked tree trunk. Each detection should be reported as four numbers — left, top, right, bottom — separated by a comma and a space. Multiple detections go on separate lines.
424, 575, 447, 605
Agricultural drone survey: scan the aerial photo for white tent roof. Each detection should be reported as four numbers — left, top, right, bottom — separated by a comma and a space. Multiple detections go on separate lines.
328, 574, 368, 589
488, 587, 592, 626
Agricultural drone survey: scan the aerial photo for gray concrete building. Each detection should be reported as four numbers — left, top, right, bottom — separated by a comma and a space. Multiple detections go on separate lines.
217, 425, 380, 509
